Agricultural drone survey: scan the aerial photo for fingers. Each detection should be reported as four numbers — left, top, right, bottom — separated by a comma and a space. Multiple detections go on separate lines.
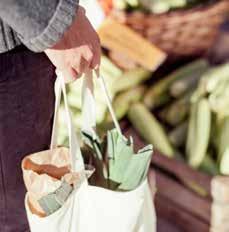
61, 67, 78, 83
45, 6, 102, 83
90, 35, 101, 69
90, 46, 101, 69
48, 42, 101, 83
72, 55, 89, 74
82, 44, 94, 64
70, 44, 100, 75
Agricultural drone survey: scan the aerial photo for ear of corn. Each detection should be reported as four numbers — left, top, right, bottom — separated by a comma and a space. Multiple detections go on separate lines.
98, 19, 166, 70
219, 148, 229, 175
107, 85, 146, 122
217, 117, 229, 174
144, 59, 208, 109
191, 63, 229, 104
218, 117, 229, 159
128, 102, 174, 157
186, 101, 197, 159
159, 91, 192, 126
187, 99, 211, 168
168, 121, 188, 148
208, 78, 229, 117
113, 68, 151, 93
169, 61, 209, 98
100, 55, 123, 80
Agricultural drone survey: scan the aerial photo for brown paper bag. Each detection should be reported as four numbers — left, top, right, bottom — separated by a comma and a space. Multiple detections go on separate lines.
22, 147, 80, 217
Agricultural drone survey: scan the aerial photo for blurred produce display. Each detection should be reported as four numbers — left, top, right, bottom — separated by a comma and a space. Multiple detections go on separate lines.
127, 61, 229, 177
110, 0, 229, 58
57, 17, 167, 145
59, 49, 229, 178
97, 19, 166, 70
77, 2, 229, 231
100, 0, 212, 13
57, 55, 152, 145
112, 0, 210, 13
58, 0, 229, 186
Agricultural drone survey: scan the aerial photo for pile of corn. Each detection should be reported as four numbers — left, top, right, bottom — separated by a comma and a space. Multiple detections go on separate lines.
59, 55, 229, 176
127, 60, 229, 176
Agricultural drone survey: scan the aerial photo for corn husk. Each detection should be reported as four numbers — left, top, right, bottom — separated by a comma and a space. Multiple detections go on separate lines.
82, 128, 153, 191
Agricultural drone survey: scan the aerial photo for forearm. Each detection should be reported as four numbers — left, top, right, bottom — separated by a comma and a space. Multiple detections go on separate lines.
0, 0, 79, 52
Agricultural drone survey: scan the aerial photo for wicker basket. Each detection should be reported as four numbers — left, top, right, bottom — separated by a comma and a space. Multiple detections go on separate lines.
111, 0, 229, 59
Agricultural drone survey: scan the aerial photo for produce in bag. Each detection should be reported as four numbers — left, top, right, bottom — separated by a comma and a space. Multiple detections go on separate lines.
82, 128, 153, 190
81, 71, 153, 191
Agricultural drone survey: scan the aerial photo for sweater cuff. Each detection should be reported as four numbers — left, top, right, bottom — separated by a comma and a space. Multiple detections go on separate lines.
21, 0, 79, 52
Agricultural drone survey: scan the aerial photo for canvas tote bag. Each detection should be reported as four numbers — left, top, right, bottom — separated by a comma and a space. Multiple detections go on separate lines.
23, 70, 156, 232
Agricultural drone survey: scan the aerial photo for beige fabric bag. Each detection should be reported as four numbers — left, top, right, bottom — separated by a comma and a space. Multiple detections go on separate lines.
23, 71, 156, 232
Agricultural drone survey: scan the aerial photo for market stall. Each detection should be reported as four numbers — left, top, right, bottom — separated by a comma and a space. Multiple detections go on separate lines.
57, 1, 229, 231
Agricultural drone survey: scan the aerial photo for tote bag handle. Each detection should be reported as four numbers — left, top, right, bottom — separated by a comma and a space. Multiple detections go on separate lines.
81, 69, 122, 136
50, 71, 84, 173
50, 68, 122, 172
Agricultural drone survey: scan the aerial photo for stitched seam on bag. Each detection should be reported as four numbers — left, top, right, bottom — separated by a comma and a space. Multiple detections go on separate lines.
0, 152, 7, 231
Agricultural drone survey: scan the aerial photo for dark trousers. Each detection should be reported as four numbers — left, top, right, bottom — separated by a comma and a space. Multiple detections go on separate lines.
0, 46, 56, 232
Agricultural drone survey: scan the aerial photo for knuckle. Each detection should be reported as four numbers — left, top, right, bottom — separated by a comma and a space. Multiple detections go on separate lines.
87, 51, 94, 63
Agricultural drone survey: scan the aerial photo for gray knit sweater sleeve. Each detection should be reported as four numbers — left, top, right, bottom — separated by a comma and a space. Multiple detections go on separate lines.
0, 0, 79, 52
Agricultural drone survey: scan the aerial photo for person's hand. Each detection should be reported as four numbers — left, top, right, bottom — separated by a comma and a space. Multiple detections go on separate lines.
45, 6, 101, 81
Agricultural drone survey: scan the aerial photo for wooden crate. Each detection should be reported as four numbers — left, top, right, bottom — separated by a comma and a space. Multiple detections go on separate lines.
124, 125, 229, 232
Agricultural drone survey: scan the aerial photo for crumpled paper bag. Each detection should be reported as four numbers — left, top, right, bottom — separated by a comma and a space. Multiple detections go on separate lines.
21, 147, 83, 217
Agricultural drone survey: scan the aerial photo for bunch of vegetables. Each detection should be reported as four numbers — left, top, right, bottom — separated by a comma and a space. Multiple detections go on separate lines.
127, 61, 229, 176
82, 128, 153, 191
99, 0, 209, 14
188, 64, 229, 173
